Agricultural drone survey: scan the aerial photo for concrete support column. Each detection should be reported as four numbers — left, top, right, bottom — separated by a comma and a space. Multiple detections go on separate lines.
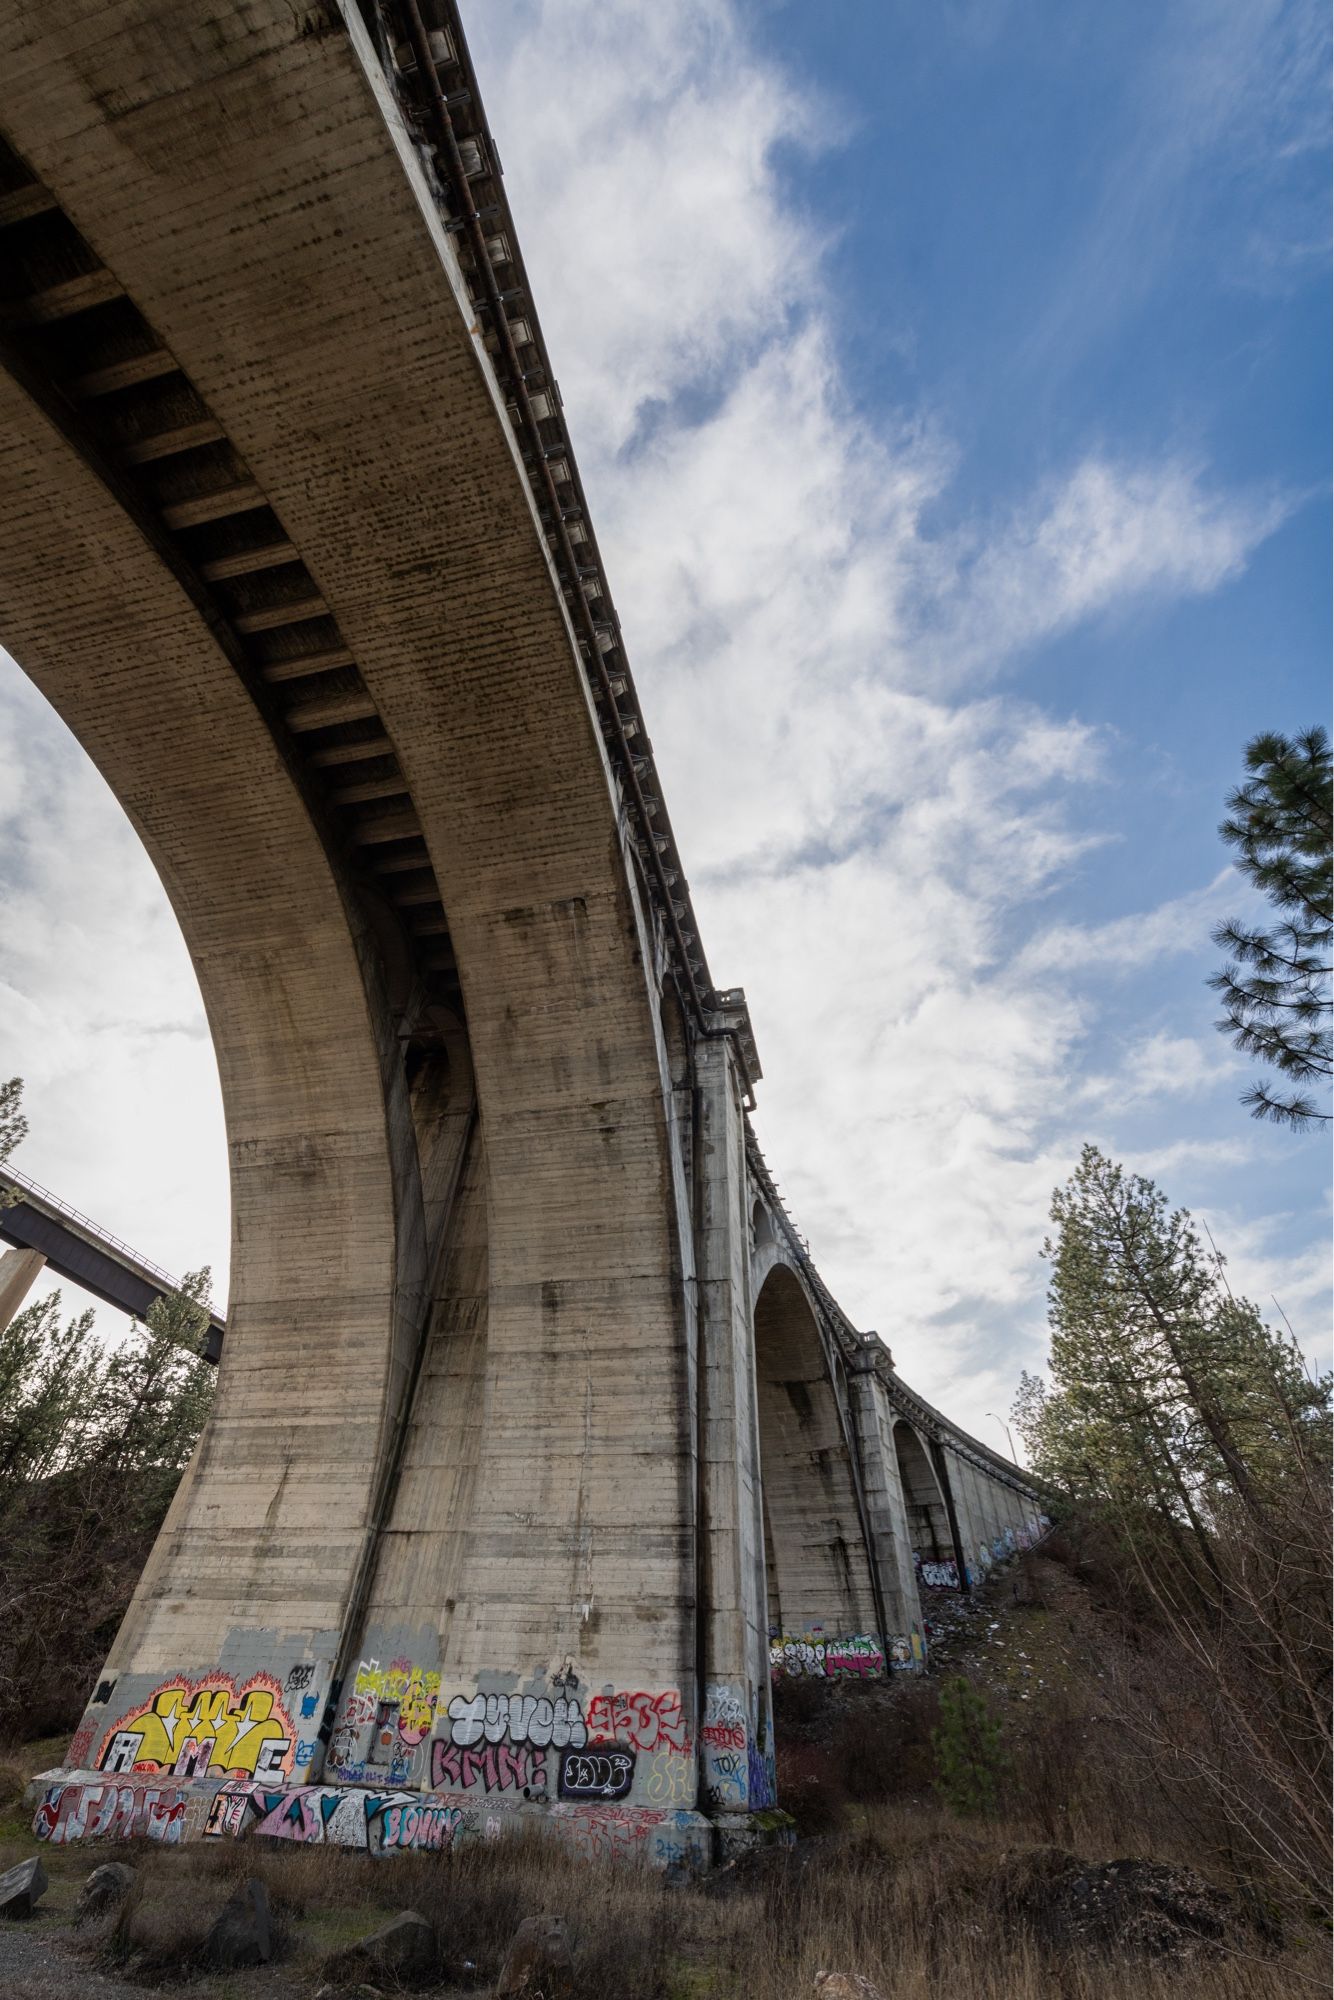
0, 1244, 45, 1332
695, 1033, 773, 1816
928, 1438, 973, 1594
847, 1356, 926, 1667
960, 1459, 994, 1580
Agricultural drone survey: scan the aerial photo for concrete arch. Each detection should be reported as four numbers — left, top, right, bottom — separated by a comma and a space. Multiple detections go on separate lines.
754, 1265, 880, 1644
893, 1422, 955, 1571
0, 0, 696, 1752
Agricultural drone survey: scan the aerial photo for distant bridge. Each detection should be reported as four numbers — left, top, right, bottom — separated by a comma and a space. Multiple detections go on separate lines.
0, 1165, 226, 1361
0, 0, 1043, 1863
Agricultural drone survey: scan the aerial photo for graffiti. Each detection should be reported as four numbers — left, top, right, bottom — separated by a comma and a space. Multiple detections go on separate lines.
92, 1678, 116, 1706
586, 1689, 688, 1753
254, 1788, 350, 1843
824, 1635, 886, 1678
97, 1673, 294, 1781
704, 1683, 745, 1727
327, 1658, 441, 1785
701, 1720, 746, 1751
205, 1780, 257, 1839
430, 1740, 548, 1794
34, 1781, 192, 1846
770, 1633, 886, 1680
889, 1635, 914, 1669
747, 1737, 773, 1808
557, 1747, 635, 1801
446, 1691, 586, 1749
285, 1663, 316, 1692
702, 1682, 746, 1749
203, 1782, 409, 1851
769, 1635, 825, 1677
704, 1746, 746, 1806
373, 1798, 461, 1852
918, 1558, 960, 1589
642, 1747, 694, 1805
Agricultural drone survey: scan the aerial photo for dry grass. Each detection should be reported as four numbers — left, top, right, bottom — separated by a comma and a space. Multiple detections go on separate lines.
76, 1804, 1330, 1998
14, 1550, 1323, 1999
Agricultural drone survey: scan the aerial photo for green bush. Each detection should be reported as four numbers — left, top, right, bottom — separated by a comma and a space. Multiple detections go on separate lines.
932, 1675, 1007, 1817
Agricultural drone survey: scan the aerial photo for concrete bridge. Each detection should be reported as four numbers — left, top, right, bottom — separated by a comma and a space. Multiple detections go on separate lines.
0, 1164, 226, 1361
0, 0, 1043, 1862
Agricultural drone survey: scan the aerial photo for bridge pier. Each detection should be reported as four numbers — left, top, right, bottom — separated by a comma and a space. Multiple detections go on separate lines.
695, 1032, 779, 1831
846, 1358, 930, 1665
0, 1243, 44, 1334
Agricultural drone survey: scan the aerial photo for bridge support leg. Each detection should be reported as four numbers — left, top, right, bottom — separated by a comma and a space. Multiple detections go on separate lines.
694, 1038, 781, 1843
929, 1441, 973, 1596
0, 1244, 45, 1333
846, 1358, 928, 1668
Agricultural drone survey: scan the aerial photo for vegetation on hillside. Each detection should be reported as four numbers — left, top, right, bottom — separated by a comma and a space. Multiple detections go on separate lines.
0, 1079, 215, 1741
1013, 1145, 1331, 1914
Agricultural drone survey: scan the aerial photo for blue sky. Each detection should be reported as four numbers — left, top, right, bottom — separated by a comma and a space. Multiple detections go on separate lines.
0, 0, 1328, 1444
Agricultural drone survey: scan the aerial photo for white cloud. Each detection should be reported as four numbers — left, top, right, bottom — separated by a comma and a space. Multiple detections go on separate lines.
1077, 1030, 1241, 1110
0, 665, 230, 1319
1017, 870, 1238, 978
927, 459, 1289, 683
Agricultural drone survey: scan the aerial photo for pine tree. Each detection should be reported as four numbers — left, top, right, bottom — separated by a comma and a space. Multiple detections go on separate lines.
0, 1076, 25, 1202
1210, 726, 1331, 1131
932, 1676, 1007, 1817
1015, 1145, 1328, 1560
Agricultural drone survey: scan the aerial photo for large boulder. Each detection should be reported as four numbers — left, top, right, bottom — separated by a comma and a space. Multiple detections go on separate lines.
360, 1910, 435, 1978
495, 1913, 574, 1999
205, 1876, 272, 1968
74, 1860, 136, 1925
0, 1857, 47, 1918
323, 1909, 435, 1987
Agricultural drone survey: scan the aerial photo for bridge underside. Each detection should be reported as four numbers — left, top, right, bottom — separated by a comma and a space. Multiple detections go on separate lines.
0, 0, 1045, 1862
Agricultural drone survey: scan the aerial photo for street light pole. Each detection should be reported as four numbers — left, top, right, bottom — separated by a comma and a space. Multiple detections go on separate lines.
986, 1411, 1019, 1465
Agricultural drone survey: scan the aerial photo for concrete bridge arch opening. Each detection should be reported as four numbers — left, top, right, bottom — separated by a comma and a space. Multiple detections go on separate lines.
893, 1421, 961, 1584
753, 1263, 880, 1648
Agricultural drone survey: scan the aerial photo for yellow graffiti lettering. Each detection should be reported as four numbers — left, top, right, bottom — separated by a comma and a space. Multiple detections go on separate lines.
99, 1674, 293, 1780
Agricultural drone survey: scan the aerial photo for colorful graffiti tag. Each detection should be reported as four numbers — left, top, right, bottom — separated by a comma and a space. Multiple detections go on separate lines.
33, 1775, 711, 1870
35, 1781, 191, 1845
96, 1673, 296, 1781
768, 1632, 886, 1680
328, 1657, 440, 1784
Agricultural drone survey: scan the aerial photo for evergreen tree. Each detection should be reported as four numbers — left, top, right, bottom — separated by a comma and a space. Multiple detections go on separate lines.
0, 1291, 100, 1497
1015, 1146, 1328, 1565
932, 1676, 1007, 1817
0, 1075, 25, 1201
1210, 726, 1331, 1130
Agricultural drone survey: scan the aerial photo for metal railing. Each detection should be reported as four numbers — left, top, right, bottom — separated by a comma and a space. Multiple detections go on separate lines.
1, 1160, 193, 1298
